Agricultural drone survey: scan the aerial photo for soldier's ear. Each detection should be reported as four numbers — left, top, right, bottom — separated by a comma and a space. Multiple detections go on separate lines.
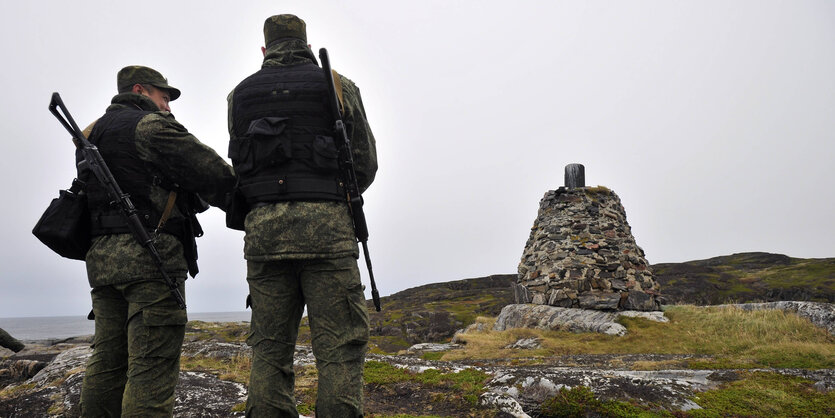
261, 46, 266, 57
131, 84, 144, 95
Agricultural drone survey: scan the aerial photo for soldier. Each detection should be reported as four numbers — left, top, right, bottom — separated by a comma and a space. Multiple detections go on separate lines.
79, 66, 235, 416
0, 327, 24, 353
227, 14, 378, 417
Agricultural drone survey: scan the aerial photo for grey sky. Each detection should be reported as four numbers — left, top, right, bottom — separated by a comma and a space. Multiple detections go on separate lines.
1, 1, 833, 318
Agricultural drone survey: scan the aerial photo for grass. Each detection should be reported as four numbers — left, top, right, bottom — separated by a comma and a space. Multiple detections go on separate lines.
654, 254, 835, 304
180, 353, 252, 385
686, 371, 835, 417
174, 303, 833, 416
0, 382, 36, 399
536, 372, 835, 417
540, 386, 666, 418
186, 320, 249, 343
444, 306, 835, 369
364, 361, 490, 407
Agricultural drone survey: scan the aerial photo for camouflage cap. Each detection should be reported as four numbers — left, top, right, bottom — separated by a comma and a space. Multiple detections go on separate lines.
117, 65, 181, 101
264, 14, 307, 46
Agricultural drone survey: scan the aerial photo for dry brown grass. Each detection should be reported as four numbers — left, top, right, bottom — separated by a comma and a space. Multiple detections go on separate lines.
443, 306, 835, 369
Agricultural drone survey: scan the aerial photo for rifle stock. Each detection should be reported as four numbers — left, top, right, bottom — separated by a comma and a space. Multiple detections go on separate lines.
319, 49, 381, 312
49, 92, 186, 309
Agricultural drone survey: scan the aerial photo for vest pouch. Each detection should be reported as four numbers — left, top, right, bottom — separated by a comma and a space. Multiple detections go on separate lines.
310, 135, 340, 173
246, 117, 293, 171
228, 138, 253, 175
32, 179, 91, 260
159, 217, 200, 278
225, 186, 249, 231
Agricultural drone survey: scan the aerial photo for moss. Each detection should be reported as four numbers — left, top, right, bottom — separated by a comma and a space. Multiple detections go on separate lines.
230, 402, 246, 413
186, 321, 249, 343
421, 351, 445, 361
363, 361, 489, 407
540, 386, 666, 417
686, 372, 835, 417
297, 403, 315, 415
0, 383, 36, 399
180, 354, 251, 385
364, 361, 411, 384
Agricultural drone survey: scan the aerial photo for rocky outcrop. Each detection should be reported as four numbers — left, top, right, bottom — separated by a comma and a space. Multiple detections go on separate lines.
492, 304, 668, 336
3, 319, 833, 417
0, 343, 249, 417
517, 187, 661, 311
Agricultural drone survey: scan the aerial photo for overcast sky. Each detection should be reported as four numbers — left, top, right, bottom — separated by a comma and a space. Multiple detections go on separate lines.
1, 1, 833, 318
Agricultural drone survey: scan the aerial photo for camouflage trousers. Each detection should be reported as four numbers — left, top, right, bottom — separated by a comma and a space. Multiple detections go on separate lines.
80, 279, 187, 417
0, 327, 24, 352
245, 256, 369, 417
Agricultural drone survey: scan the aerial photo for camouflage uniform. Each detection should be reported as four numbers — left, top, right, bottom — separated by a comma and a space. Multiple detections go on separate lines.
228, 15, 377, 417
0, 327, 24, 353
80, 66, 236, 417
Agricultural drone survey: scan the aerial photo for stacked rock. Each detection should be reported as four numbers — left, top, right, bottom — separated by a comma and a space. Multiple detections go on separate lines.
515, 177, 661, 311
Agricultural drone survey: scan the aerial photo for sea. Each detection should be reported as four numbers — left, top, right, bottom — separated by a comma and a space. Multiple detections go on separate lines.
0, 311, 251, 341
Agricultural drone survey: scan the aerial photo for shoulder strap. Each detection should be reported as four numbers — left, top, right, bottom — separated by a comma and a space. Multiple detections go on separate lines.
331, 69, 344, 115
77, 119, 98, 148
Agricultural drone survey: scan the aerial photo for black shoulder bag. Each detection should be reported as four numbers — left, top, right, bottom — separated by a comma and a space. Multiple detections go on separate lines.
32, 178, 90, 260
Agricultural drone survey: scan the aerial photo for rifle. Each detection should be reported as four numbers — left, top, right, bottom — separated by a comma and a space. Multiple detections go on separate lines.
319, 48, 381, 312
49, 92, 187, 309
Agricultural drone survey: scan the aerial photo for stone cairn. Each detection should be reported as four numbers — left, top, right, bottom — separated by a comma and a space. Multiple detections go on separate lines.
515, 164, 661, 311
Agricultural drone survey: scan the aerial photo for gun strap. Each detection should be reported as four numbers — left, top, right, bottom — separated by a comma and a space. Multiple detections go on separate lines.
331, 69, 344, 115
77, 119, 98, 148
155, 191, 178, 232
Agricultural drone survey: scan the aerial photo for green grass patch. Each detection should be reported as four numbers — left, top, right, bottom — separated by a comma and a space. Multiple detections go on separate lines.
421, 351, 445, 361
297, 403, 315, 415
686, 371, 835, 417
364, 361, 489, 406
180, 354, 251, 385
540, 386, 666, 417
186, 320, 249, 343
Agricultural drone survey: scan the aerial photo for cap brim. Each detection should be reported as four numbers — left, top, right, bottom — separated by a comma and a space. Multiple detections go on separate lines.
151, 83, 181, 101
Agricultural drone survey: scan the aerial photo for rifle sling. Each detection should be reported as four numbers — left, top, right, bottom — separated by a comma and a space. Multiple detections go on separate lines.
331, 69, 344, 115
156, 191, 178, 232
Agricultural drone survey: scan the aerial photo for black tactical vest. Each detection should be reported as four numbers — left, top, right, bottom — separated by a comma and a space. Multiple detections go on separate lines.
229, 63, 344, 203
80, 105, 207, 276
83, 107, 160, 236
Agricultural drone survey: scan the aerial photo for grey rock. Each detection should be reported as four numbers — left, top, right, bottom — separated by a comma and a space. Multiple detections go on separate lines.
407, 342, 463, 353
619, 310, 669, 323
493, 304, 668, 336
504, 338, 542, 350
493, 304, 627, 336
174, 371, 246, 417
623, 290, 660, 311
182, 340, 250, 359
30, 345, 91, 386
578, 291, 621, 310
479, 392, 531, 418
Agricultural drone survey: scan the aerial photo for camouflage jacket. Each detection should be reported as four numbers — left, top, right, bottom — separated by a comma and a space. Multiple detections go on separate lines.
85, 93, 236, 287
227, 39, 378, 261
